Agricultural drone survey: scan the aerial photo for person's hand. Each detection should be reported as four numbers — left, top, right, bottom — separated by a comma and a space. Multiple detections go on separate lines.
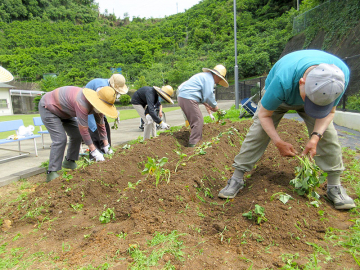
160, 121, 170, 129
159, 111, 163, 118
145, 114, 153, 124
91, 149, 105, 161
102, 144, 113, 155
209, 113, 215, 121
274, 140, 298, 157
301, 137, 319, 158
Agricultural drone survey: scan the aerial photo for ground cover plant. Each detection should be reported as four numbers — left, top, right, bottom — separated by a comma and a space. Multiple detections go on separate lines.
0, 115, 359, 269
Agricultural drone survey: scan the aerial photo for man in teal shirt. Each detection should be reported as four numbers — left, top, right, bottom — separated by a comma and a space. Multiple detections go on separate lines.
218, 50, 355, 210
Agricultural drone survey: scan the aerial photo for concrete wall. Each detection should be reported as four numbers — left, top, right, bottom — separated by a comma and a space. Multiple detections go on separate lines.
0, 89, 13, 115
334, 111, 360, 132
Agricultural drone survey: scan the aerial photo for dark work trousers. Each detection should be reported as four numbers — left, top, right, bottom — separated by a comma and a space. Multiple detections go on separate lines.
39, 99, 82, 172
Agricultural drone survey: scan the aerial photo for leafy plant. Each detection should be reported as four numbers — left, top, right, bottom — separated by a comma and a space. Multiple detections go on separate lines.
99, 208, 116, 224
61, 171, 73, 181
216, 109, 227, 124
290, 156, 327, 200
242, 204, 268, 224
174, 151, 187, 172
142, 157, 170, 187
119, 94, 131, 105
271, 192, 293, 204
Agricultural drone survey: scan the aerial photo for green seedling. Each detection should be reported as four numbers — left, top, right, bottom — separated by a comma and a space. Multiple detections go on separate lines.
142, 157, 170, 187
174, 151, 187, 172
111, 118, 119, 130
70, 203, 83, 211
290, 156, 327, 200
99, 208, 116, 224
77, 156, 94, 169
122, 144, 131, 149
270, 192, 293, 204
62, 171, 73, 181
242, 204, 268, 224
216, 109, 227, 124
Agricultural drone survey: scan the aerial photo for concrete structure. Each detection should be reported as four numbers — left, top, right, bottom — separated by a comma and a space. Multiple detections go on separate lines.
0, 83, 14, 115
334, 111, 360, 132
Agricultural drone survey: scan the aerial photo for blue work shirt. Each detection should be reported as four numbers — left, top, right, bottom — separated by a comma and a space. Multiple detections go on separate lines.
261, 50, 350, 111
85, 79, 110, 132
178, 72, 217, 108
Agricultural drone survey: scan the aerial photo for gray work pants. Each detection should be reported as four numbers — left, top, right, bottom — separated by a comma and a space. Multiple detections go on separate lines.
178, 97, 203, 145
233, 101, 344, 184
39, 100, 82, 172
132, 104, 156, 140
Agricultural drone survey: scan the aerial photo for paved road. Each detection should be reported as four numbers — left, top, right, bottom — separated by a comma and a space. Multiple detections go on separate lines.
0, 101, 235, 186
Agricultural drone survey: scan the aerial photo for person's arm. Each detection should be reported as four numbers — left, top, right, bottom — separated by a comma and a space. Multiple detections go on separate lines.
203, 102, 219, 112
258, 105, 298, 157
301, 107, 336, 158
158, 104, 163, 118
93, 112, 109, 147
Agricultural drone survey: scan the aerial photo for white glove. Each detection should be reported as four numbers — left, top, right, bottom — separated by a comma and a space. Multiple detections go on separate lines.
145, 114, 153, 124
160, 121, 170, 129
115, 117, 120, 124
102, 144, 113, 155
209, 114, 215, 121
91, 149, 105, 162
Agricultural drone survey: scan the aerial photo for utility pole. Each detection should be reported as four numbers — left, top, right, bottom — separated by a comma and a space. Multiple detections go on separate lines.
234, 0, 239, 109
176, 3, 178, 13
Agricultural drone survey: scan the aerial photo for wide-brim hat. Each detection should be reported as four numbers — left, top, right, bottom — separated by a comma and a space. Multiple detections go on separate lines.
153, 85, 174, 104
0, 66, 14, 83
109, 74, 128, 95
202, 64, 229, 88
83, 86, 118, 119
304, 63, 345, 119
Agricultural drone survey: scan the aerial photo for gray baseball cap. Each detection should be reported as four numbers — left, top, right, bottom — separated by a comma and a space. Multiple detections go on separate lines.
304, 63, 345, 119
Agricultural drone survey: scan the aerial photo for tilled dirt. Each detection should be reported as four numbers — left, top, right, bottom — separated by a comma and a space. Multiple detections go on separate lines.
0, 118, 357, 269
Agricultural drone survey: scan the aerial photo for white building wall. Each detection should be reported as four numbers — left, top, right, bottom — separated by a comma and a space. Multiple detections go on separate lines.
0, 88, 13, 115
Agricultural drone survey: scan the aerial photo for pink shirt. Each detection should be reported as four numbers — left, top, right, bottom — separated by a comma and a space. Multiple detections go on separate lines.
42, 86, 107, 146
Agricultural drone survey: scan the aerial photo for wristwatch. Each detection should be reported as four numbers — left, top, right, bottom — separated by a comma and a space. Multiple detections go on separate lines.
311, 132, 323, 140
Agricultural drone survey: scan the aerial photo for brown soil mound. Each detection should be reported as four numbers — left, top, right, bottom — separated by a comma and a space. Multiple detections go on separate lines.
0, 119, 356, 269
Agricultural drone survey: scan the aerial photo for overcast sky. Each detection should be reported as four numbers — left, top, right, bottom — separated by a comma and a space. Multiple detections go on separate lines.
95, 0, 201, 20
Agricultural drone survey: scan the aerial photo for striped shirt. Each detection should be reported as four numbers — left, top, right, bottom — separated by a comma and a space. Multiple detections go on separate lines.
42, 86, 107, 145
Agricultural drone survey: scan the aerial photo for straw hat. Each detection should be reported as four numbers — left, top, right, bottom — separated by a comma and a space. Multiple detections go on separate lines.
153, 85, 174, 104
83, 86, 118, 119
0, 66, 14, 83
109, 74, 128, 95
202, 64, 229, 88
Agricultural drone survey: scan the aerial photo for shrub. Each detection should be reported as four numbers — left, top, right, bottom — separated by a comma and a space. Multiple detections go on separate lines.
119, 94, 131, 106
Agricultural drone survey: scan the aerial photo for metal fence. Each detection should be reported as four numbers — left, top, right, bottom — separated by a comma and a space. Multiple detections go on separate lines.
216, 54, 360, 113
293, 0, 333, 35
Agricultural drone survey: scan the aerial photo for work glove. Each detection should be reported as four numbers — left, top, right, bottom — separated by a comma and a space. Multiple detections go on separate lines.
159, 121, 170, 130
209, 114, 215, 121
90, 149, 105, 162
145, 114, 153, 124
102, 144, 113, 155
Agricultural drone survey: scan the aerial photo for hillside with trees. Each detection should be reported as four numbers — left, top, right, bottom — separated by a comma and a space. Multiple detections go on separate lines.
0, 0, 359, 94
0, 0, 297, 91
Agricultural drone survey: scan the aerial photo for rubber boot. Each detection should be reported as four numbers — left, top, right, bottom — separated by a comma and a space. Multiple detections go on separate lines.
62, 158, 77, 170
46, 171, 59, 183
